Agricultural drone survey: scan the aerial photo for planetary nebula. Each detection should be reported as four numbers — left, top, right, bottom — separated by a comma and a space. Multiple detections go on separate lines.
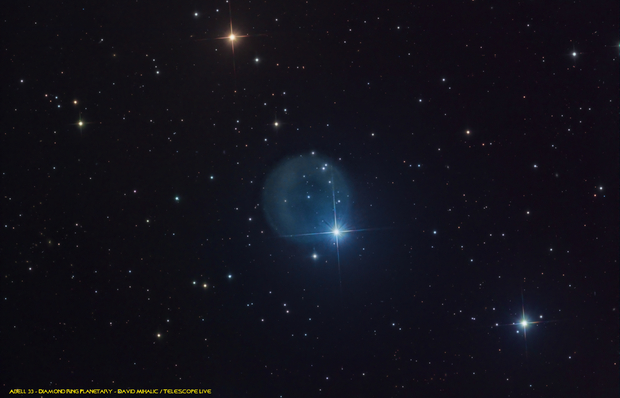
262, 154, 351, 243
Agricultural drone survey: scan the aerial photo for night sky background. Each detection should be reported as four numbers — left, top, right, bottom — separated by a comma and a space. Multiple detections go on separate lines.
3, 1, 619, 397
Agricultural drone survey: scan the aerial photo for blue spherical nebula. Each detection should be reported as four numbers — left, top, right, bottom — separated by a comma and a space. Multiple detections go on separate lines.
262, 154, 351, 243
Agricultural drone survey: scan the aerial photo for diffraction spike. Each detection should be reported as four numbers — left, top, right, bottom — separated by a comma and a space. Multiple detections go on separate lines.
332, 166, 342, 294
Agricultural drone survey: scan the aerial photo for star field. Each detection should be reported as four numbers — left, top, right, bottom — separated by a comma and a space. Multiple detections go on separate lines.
3, 1, 618, 396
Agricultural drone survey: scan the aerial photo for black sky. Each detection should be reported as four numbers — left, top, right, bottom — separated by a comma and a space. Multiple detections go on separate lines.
3, 1, 619, 397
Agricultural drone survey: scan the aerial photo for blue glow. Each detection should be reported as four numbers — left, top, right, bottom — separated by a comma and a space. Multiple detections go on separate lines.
262, 155, 351, 243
